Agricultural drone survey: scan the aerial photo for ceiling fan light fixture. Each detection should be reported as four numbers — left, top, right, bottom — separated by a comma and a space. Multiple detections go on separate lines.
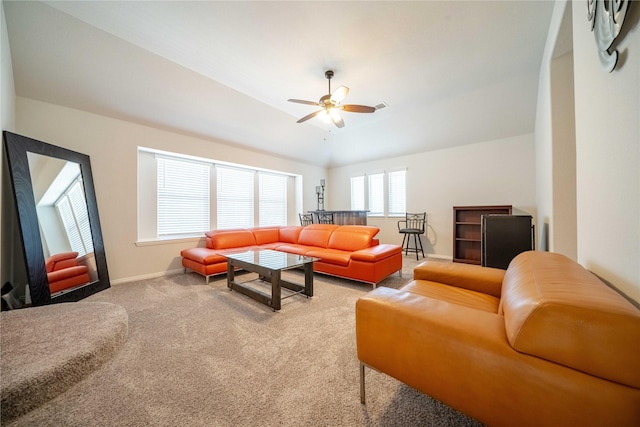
288, 70, 375, 128
318, 110, 331, 124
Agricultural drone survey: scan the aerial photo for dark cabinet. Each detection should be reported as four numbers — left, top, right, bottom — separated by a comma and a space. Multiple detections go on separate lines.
481, 215, 534, 269
453, 206, 512, 264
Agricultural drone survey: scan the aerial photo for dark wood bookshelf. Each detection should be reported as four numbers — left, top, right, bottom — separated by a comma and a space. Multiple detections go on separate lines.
453, 205, 512, 264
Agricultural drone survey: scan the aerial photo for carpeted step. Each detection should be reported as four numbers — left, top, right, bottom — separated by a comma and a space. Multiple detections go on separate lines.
1, 301, 128, 422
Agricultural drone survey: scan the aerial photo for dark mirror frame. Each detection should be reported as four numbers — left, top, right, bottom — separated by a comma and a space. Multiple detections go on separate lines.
3, 131, 110, 305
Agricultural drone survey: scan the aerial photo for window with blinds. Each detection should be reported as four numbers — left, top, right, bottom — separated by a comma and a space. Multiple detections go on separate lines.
157, 156, 210, 237
368, 173, 384, 216
350, 176, 365, 210
388, 170, 406, 216
139, 147, 294, 241
217, 166, 254, 229
350, 170, 407, 217
259, 173, 287, 226
55, 178, 94, 256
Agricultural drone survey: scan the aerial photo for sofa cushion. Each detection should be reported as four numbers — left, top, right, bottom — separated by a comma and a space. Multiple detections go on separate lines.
46, 251, 79, 273
297, 224, 339, 248
327, 226, 379, 251
502, 251, 640, 388
306, 248, 351, 267
207, 230, 256, 249
402, 280, 500, 313
278, 226, 302, 243
252, 227, 280, 245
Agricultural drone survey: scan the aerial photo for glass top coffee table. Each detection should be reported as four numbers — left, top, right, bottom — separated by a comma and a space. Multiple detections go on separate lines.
225, 249, 318, 311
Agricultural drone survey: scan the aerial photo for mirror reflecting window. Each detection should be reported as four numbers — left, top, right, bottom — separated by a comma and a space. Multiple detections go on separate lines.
3, 131, 110, 306
27, 153, 99, 295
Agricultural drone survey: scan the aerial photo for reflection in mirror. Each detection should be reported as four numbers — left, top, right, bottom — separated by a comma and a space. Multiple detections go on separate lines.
3, 131, 110, 306
27, 153, 98, 296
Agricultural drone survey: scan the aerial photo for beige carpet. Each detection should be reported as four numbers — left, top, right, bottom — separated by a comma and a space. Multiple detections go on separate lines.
1, 302, 128, 422
5, 255, 482, 427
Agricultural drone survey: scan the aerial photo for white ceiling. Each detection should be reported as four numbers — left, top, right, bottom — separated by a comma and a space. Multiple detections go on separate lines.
4, 1, 554, 168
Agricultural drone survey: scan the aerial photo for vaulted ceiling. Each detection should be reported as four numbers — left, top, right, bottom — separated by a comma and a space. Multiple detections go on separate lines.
4, 1, 554, 168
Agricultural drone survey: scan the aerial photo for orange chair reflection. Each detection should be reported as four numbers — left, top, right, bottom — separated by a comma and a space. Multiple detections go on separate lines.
46, 252, 90, 293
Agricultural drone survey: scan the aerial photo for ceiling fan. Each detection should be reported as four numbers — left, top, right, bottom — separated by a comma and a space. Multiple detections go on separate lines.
288, 70, 376, 128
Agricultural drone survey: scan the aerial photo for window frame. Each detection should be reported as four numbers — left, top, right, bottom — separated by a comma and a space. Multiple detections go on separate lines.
137, 147, 298, 244
349, 168, 407, 218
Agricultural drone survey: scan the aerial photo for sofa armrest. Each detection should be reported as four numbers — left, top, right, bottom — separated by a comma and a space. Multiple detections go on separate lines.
355, 287, 640, 426
413, 261, 504, 298
350, 244, 402, 262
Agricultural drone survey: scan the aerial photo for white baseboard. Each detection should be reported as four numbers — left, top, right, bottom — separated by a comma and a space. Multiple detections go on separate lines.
110, 268, 185, 285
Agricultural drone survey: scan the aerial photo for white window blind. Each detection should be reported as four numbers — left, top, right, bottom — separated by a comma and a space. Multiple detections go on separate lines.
388, 170, 407, 216
157, 156, 210, 236
56, 179, 94, 256
350, 176, 365, 210
217, 166, 254, 229
259, 173, 287, 226
368, 173, 384, 216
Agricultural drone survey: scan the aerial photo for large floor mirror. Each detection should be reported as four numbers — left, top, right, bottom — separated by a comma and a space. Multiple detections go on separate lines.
3, 131, 110, 306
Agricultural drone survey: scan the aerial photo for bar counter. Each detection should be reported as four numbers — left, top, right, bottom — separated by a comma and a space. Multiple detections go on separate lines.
309, 210, 369, 225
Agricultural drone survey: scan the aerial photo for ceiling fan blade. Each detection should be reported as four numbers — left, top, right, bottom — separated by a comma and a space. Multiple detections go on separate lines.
341, 104, 376, 113
297, 109, 323, 123
288, 99, 320, 106
330, 110, 345, 128
330, 86, 349, 104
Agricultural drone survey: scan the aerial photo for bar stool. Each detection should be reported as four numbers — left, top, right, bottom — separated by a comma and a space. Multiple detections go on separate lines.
299, 213, 314, 226
316, 212, 334, 224
397, 212, 426, 260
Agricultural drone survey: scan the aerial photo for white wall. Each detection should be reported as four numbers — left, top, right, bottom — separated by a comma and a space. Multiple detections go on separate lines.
16, 97, 326, 283
329, 134, 537, 257
572, 2, 639, 302
1, 0, 16, 285
549, 50, 577, 259
0, 1, 13, 131
535, 1, 577, 258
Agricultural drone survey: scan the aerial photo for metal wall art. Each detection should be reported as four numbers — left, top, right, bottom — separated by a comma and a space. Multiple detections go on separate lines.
587, 0, 630, 72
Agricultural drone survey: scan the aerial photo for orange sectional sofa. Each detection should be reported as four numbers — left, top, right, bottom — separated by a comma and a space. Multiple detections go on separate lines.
356, 251, 640, 426
181, 224, 403, 285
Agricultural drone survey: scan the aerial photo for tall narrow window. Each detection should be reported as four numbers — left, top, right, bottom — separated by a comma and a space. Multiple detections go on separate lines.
350, 176, 365, 210
56, 178, 94, 256
388, 170, 406, 216
259, 173, 287, 226
157, 156, 210, 237
368, 173, 384, 216
217, 166, 254, 229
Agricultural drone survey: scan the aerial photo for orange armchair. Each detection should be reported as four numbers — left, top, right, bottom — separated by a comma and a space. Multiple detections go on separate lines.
46, 252, 91, 293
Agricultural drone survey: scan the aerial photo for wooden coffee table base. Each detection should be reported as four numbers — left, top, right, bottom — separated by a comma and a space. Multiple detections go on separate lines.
226, 258, 314, 311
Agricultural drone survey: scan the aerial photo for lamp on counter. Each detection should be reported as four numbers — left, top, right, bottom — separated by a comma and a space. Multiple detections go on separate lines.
316, 179, 325, 211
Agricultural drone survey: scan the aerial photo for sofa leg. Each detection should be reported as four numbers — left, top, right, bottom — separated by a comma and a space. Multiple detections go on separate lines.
360, 362, 366, 404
